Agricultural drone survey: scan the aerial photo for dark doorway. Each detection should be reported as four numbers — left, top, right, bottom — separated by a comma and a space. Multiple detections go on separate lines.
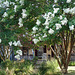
35, 49, 37, 56
43, 45, 46, 53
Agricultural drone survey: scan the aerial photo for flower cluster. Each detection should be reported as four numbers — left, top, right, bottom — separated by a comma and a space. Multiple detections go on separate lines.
2, 12, 8, 17
16, 50, 22, 55
9, 40, 22, 47
21, 9, 27, 18
15, 50, 22, 60
64, 7, 75, 14
18, 18, 23, 27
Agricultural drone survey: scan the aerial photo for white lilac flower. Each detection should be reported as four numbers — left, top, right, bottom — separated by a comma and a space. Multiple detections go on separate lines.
70, 7, 75, 14
10, 2, 15, 5
15, 0, 19, 1
10, 16, 14, 19
32, 27, 38, 32
14, 5, 17, 12
66, 0, 71, 3
22, 13, 27, 18
16, 50, 22, 55
21, 9, 27, 18
69, 25, 74, 30
33, 39, 39, 44
3, 0, 9, 7
19, 24, 23, 28
19, 18, 22, 22
45, 26, 49, 29
51, 14, 55, 17
15, 55, 20, 60
55, 23, 62, 30
43, 33, 47, 38
13, 41, 17, 46
53, 4, 56, 7
6, 8, 9, 10
22, 9, 26, 13
3, 12, 8, 17
43, 20, 49, 26
9, 41, 12, 46
48, 12, 52, 16
61, 18, 68, 25
39, 37, 41, 41
58, 15, 63, 20
48, 28, 54, 34
0, 39, 1, 43
18, 18, 23, 27
17, 40, 22, 47
36, 20, 41, 26
53, 8, 59, 14
74, 2, 75, 4
64, 8, 70, 13
43, 13, 48, 19
19, 0, 24, 5
54, 0, 58, 3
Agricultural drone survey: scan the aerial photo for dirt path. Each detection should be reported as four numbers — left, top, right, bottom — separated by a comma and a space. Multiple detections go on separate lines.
68, 66, 75, 70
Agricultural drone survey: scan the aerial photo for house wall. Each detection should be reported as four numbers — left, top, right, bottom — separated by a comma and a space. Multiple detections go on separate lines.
29, 49, 35, 56
28, 46, 52, 60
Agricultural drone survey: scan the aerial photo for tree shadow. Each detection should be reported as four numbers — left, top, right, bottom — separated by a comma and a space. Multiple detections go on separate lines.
65, 70, 75, 75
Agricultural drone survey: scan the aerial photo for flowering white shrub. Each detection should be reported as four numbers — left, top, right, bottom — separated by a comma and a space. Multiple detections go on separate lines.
0, 0, 75, 73
32, 0, 75, 44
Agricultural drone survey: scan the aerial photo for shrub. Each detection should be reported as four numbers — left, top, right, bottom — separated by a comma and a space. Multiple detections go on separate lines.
33, 56, 38, 64
0, 59, 34, 75
38, 59, 59, 75
0, 70, 6, 75
0, 59, 14, 70
14, 60, 34, 75
69, 61, 75, 66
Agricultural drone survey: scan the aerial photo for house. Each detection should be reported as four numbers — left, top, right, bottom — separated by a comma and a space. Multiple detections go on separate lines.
0, 45, 14, 61
21, 45, 54, 60
21, 43, 75, 61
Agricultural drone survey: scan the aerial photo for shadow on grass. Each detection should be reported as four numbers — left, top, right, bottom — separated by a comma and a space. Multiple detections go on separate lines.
53, 70, 75, 75
64, 70, 75, 75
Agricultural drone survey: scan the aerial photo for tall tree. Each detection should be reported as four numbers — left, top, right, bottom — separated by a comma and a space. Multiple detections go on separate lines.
32, 0, 75, 74
0, 0, 48, 60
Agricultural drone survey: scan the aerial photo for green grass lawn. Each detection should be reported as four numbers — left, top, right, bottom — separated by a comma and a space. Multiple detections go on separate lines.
54, 70, 75, 75
64, 70, 75, 75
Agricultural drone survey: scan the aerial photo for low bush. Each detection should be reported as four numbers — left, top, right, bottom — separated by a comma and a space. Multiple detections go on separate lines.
69, 61, 75, 66
37, 59, 59, 75
0, 70, 6, 75
14, 60, 34, 75
0, 59, 34, 75
33, 56, 38, 64
0, 59, 14, 70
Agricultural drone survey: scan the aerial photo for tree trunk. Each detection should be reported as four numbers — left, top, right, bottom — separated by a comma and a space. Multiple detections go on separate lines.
61, 66, 68, 74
